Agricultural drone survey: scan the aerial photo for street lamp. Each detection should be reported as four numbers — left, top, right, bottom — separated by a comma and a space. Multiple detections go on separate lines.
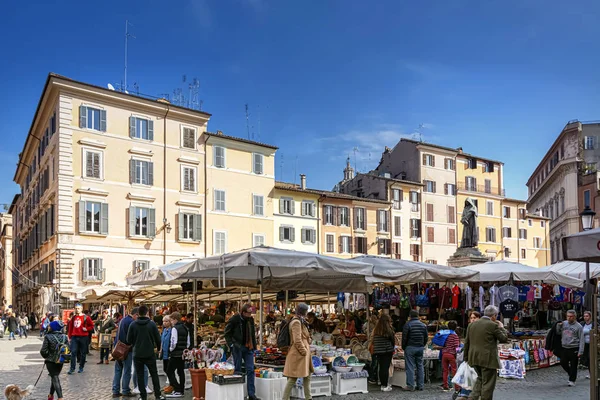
580, 206, 596, 231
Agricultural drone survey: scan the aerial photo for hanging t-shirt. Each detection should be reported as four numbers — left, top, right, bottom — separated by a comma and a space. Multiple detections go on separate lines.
499, 299, 519, 318
489, 285, 499, 307
479, 286, 485, 309
573, 290, 586, 305
428, 285, 439, 307
553, 285, 561, 298
498, 285, 519, 302
438, 286, 452, 309
451, 285, 461, 309
541, 285, 552, 302
534, 285, 542, 299
563, 288, 572, 303
344, 292, 351, 310
518, 285, 530, 302
526, 287, 535, 302
465, 286, 473, 310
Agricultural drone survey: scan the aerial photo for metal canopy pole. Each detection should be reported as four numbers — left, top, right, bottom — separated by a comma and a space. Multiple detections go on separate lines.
259, 266, 264, 348
193, 279, 197, 348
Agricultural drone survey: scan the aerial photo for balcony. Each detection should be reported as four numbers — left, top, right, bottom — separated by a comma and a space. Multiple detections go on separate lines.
457, 182, 505, 197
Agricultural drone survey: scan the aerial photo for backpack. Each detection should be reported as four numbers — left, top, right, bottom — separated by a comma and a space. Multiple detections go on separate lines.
277, 317, 298, 350
432, 329, 453, 347
53, 336, 71, 363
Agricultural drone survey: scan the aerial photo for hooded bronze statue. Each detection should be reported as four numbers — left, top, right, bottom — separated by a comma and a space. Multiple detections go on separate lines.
461, 197, 478, 247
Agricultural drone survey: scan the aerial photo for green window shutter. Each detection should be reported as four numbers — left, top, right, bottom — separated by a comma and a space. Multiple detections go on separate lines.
148, 120, 154, 141
279, 198, 284, 214
129, 207, 136, 237
99, 110, 107, 132
100, 203, 109, 235
129, 116, 136, 138
79, 106, 87, 128
178, 213, 184, 240
195, 215, 202, 242
78, 201, 86, 233
148, 162, 154, 186
98, 259, 104, 281
81, 259, 88, 280
148, 208, 156, 238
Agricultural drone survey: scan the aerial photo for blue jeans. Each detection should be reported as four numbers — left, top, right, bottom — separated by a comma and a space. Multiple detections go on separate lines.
9, 331, 15, 340
69, 336, 87, 371
405, 346, 424, 389
19, 326, 27, 338
232, 345, 255, 397
113, 351, 134, 395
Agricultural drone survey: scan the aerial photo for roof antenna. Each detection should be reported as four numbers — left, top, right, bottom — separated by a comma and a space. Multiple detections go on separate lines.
279, 153, 284, 181
245, 104, 251, 139
418, 123, 424, 142
353, 146, 359, 172
124, 20, 135, 93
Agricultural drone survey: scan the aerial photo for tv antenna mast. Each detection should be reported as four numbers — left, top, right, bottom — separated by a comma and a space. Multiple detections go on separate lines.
353, 146, 359, 171
245, 104, 251, 139
279, 153, 284, 181
188, 78, 200, 110
124, 20, 135, 92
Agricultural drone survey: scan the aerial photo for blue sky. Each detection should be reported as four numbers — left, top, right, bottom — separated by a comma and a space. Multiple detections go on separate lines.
1, 1, 600, 207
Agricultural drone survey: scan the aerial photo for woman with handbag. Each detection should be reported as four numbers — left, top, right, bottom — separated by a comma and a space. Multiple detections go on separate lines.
40, 321, 69, 400
372, 314, 395, 392
95, 310, 116, 364
282, 303, 313, 400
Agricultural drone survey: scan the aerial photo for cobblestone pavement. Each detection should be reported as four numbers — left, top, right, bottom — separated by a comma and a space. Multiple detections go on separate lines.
0, 335, 590, 399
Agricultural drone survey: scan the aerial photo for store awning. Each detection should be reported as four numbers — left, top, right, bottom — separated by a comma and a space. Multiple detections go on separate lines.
467, 260, 583, 288
543, 260, 600, 280
562, 228, 600, 263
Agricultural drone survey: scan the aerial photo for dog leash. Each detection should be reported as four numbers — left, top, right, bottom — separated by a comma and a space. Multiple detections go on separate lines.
33, 363, 46, 387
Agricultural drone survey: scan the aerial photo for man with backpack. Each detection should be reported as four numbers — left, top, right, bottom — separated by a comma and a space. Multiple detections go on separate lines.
66, 303, 94, 374
224, 304, 257, 400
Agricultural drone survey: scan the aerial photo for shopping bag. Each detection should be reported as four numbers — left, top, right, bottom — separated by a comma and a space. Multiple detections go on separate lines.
389, 361, 394, 378
451, 362, 478, 390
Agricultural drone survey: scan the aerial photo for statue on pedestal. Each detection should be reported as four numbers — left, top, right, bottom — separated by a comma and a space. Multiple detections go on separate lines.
461, 197, 479, 248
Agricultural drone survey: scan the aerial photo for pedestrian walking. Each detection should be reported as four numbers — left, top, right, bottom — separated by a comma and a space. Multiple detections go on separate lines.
582, 311, 593, 379
371, 314, 395, 392
66, 303, 94, 374
557, 309, 585, 386
159, 315, 171, 389
18, 313, 28, 338
40, 312, 52, 336
40, 320, 68, 400
282, 303, 313, 400
224, 303, 257, 400
401, 309, 428, 391
439, 320, 461, 392
126, 305, 164, 400
165, 312, 190, 398
464, 305, 508, 399
29, 312, 37, 332
7, 311, 18, 340
112, 308, 137, 398
95, 309, 116, 365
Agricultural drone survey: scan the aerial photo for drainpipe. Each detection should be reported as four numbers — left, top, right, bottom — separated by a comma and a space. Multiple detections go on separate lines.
162, 105, 170, 265
318, 195, 325, 254
203, 135, 210, 258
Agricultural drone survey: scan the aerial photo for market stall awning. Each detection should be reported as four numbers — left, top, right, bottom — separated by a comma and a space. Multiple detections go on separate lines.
127, 258, 202, 286
543, 260, 600, 280
562, 228, 600, 263
96, 288, 155, 302
354, 255, 479, 283
467, 260, 583, 287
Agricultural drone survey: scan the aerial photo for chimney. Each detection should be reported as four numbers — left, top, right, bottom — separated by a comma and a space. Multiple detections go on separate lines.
300, 174, 306, 190
216, 130, 224, 136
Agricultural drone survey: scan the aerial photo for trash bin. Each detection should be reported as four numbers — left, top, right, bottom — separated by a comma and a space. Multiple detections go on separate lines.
190, 368, 207, 400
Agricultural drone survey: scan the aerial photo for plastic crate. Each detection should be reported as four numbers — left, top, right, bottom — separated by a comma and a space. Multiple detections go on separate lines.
291, 376, 332, 398
332, 372, 368, 395
256, 377, 287, 400
205, 381, 244, 399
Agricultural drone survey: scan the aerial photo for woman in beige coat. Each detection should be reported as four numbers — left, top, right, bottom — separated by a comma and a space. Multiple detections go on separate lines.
283, 303, 313, 400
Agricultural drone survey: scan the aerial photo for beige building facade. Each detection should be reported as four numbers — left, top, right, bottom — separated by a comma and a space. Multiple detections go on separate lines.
0, 213, 13, 308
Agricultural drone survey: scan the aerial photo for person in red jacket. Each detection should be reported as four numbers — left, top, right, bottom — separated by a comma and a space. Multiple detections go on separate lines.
66, 303, 94, 374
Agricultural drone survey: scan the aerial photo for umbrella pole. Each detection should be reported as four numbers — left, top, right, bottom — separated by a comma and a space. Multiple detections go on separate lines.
365, 291, 370, 340
259, 266, 264, 348
285, 290, 289, 315
327, 291, 330, 316
193, 279, 197, 349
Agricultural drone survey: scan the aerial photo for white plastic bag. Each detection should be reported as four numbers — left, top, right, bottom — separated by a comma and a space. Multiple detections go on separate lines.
451, 362, 478, 390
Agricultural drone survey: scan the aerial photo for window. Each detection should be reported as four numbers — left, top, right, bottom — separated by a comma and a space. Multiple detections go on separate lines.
84, 149, 102, 179
324, 205, 335, 225
584, 136, 596, 150
410, 218, 421, 238
130, 159, 154, 186
129, 207, 155, 238
465, 176, 476, 191
533, 237, 542, 249
182, 166, 197, 192
378, 239, 391, 255
426, 203, 434, 222
423, 180, 436, 193
502, 227, 512, 238
252, 195, 264, 216
279, 226, 295, 242
410, 191, 419, 212
301, 201, 315, 217
484, 179, 492, 194
503, 206, 511, 218
393, 242, 401, 259
133, 260, 150, 274
541, 220, 545, 228
486, 201, 494, 216
484, 161, 494, 173
392, 189, 402, 209
410, 244, 420, 261
214, 146, 226, 168
518, 208, 527, 220
301, 228, 316, 244
394, 216, 401, 237
78, 201, 108, 235
377, 210, 389, 232
79, 106, 106, 132
214, 190, 226, 211
339, 207, 350, 226
253, 153, 264, 175
521, 248, 527, 259
445, 158, 455, 170
129, 116, 154, 140
528, 219, 532, 226
82, 258, 103, 282
356, 237, 368, 254
519, 228, 527, 239
447, 206, 456, 224
354, 207, 366, 230
181, 127, 196, 149
178, 212, 201, 241
485, 227, 497, 243
444, 183, 456, 196
326, 234, 335, 253
357, 179, 363, 188
585, 190, 591, 208
427, 226, 435, 243
214, 231, 227, 254
253, 233, 265, 247
423, 154, 435, 166
339, 236, 352, 253
467, 158, 477, 169
280, 197, 294, 215
448, 228, 456, 244
426, 259, 438, 265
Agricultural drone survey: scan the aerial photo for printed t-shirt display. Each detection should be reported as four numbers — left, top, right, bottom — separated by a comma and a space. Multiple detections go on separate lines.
518, 285, 530, 302
541, 285, 552, 302
498, 285, 519, 302
451, 285, 461, 309
465, 286, 473, 310
499, 299, 519, 318
479, 286, 485, 309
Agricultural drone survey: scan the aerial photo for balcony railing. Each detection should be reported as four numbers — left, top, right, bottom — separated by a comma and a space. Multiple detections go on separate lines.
457, 182, 505, 196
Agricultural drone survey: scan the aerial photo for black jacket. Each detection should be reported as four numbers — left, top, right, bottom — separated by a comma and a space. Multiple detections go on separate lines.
545, 321, 563, 357
373, 333, 395, 355
40, 331, 69, 362
126, 316, 161, 359
7, 316, 18, 332
224, 314, 256, 349
170, 322, 190, 358
402, 317, 428, 349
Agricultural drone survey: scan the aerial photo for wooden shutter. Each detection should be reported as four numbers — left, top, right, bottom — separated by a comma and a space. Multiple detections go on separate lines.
432, 156, 435, 167
129, 159, 135, 184
79, 105, 87, 128
353, 207, 358, 228
432, 181, 436, 193
78, 201, 86, 233
148, 120, 154, 141
195, 215, 202, 241
348, 237, 353, 254
148, 208, 156, 238
81, 259, 88, 281
129, 116, 136, 138
100, 203, 109, 234
427, 227, 434, 242
279, 198, 284, 214
422, 154, 427, 165
290, 199, 295, 215
449, 228, 456, 244
178, 212, 184, 240
290, 227, 295, 242
376, 209, 380, 231
93, 152, 100, 178
427, 203, 434, 221
148, 162, 154, 185
301, 228, 306, 243
339, 236, 343, 253
86, 151, 93, 177
279, 226, 284, 241
444, 183, 448, 195
129, 207, 136, 237
98, 259, 104, 281
301, 202, 306, 216
99, 110, 107, 132
41, 214, 46, 243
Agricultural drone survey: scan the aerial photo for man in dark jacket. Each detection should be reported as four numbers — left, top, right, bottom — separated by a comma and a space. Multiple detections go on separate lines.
166, 312, 190, 398
112, 308, 137, 398
224, 304, 257, 400
401, 310, 428, 391
126, 305, 164, 400
6, 311, 18, 340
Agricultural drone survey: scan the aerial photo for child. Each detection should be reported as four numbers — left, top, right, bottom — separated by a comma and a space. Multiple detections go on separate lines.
441, 321, 461, 392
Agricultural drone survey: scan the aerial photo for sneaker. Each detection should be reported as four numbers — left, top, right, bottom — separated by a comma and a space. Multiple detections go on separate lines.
132, 388, 140, 394
381, 385, 393, 392
166, 393, 184, 398
67, 369, 75, 375
452, 391, 460, 400
402, 386, 415, 392
568, 381, 575, 387
442, 387, 451, 392
157, 396, 167, 400
163, 386, 174, 394
145, 386, 153, 394
78, 368, 84, 373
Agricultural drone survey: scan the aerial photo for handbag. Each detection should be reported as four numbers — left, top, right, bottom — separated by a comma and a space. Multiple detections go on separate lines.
111, 321, 131, 361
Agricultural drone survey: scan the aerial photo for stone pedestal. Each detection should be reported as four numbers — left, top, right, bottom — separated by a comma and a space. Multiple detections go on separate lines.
447, 247, 489, 267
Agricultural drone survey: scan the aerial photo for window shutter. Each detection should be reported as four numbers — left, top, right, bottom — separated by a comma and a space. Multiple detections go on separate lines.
444, 183, 448, 195
81, 259, 88, 280
148, 208, 156, 238
279, 198, 284, 214
129, 159, 135, 184
129, 207, 136, 237
301, 228, 306, 243
78, 201, 86, 233
79, 106, 87, 128
353, 207, 358, 228
422, 154, 426, 165
98, 259, 104, 281
178, 212, 184, 240
279, 226, 284, 241
301, 202, 306, 216
339, 236, 343, 253
432, 156, 435, 167
148, 120, 154, 141
332, 207, 337, 226
195, 215, 202, 242
50, 205, 55, 236
86, 151, 93, 177
93, 153, 100, 178
129, 116, 136, 138
290, 200, 295, 215
376, 210, 380, 230
290, 227, 295, 242
100, 203, 109, 234
41, 214, 46, 242
99, 110, 107, 132
432, 181, 436, 193
148, 162, 154, 185
349, 238, 353, 254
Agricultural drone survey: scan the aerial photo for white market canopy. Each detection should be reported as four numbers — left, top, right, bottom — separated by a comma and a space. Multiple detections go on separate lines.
353, 255, 480, 283
562, 228, 600, 263
543, 261, 600, 280
468, 260, 583, 288
127, 258, 200, 287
